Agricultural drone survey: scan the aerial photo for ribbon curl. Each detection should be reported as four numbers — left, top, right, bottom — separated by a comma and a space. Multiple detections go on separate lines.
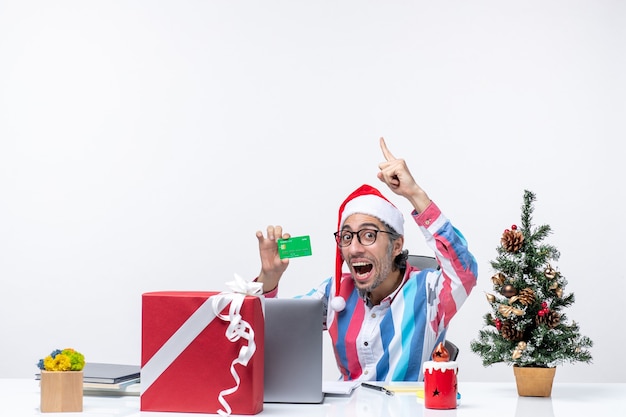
211, 274, 263, 417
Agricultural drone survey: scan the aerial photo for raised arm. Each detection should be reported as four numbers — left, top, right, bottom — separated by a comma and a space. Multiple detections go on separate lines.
377, 137, 431, 214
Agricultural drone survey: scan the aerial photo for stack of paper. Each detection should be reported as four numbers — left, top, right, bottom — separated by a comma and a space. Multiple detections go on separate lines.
323, 381, 360, 395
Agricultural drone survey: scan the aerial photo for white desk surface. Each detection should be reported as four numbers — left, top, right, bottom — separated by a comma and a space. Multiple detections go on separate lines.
2, 379, 625, 417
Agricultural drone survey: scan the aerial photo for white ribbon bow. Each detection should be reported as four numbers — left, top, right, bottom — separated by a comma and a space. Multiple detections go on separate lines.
211, 274, 263, 416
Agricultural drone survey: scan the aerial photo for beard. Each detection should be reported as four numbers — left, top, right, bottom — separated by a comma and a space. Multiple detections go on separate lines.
352, 244, 395, 297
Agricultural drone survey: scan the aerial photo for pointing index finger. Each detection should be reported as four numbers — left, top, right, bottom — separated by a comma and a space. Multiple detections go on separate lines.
379, 137, 396, 161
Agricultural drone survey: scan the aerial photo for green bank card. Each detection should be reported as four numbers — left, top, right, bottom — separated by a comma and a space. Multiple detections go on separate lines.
277, 235, 312, 259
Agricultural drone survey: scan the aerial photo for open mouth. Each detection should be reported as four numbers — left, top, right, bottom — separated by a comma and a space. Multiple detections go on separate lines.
352, 262, 373, 278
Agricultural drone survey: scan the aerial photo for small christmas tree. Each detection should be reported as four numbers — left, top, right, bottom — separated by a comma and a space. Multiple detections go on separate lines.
471, 190, 593, 368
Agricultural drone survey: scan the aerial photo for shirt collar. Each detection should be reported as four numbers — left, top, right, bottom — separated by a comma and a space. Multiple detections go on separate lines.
362, 266, 410, 308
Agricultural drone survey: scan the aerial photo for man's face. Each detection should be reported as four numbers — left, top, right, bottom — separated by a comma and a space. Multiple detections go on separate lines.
340, 213, 403, 294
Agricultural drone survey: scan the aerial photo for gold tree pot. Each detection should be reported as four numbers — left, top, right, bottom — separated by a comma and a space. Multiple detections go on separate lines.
513, 365, 556, 397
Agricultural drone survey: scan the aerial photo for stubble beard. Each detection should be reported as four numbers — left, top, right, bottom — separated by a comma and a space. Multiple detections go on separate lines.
354, 245, 395, 298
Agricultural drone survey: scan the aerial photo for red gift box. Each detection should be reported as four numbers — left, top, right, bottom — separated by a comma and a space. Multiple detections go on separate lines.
141, 291, 264, 415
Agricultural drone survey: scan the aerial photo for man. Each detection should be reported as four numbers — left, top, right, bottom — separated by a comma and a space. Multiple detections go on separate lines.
256, 138, 478, 381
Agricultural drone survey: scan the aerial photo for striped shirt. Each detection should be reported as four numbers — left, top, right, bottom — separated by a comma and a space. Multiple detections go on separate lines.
268, 201, 478, 382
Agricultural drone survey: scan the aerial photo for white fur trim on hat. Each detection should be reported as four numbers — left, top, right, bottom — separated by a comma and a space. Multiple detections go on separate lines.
340, 194, 404, 235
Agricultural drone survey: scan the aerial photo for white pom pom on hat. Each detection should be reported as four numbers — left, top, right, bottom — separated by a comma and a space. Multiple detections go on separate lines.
332, 184, 404, 312
330, 296, 346, 312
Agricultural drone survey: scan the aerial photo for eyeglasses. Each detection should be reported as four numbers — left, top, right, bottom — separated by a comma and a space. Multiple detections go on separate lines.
333, 229, 395, 247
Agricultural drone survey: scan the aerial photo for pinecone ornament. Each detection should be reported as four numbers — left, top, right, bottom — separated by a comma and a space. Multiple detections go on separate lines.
517, 288, 536, 306
536, 310, 561, 329
500, 320, 524, 341
501, 227, 524, 253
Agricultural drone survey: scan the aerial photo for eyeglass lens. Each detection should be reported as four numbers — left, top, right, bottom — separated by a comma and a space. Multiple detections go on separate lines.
335, 229, 380, 247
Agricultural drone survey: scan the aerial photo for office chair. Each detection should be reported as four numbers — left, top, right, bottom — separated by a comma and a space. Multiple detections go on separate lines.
407, 254, 440, 270
443, 340, 459, 362
407, 254, 459, 361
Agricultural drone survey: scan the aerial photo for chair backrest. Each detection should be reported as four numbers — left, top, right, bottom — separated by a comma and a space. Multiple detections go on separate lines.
444, 340, 459, 362
407, 254, 440, 270
407, 254, 459, 361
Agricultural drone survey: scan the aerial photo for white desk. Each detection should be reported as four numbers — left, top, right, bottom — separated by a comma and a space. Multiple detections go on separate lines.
2, 379, 625, 417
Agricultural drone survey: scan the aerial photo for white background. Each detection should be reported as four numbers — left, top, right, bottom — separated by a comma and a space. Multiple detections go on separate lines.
1, 0, 624, 383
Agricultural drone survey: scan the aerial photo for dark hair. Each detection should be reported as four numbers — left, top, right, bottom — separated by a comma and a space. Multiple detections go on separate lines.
381, 221, 409, 272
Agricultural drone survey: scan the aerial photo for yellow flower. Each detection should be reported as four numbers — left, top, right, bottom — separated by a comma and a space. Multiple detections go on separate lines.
43, 354, 71, 371
38, 348, 85, 371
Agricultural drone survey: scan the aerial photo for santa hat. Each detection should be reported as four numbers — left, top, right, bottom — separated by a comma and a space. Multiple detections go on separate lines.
331, 184, 404, 312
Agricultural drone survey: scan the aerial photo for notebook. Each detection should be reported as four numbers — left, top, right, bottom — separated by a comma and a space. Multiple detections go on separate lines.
82, 362, 140, 384
263, 297, 324, 403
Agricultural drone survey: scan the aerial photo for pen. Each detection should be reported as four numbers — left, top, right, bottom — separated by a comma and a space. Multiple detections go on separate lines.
361, 382, 394, 396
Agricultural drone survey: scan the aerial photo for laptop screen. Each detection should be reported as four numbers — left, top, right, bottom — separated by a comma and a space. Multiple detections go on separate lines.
263, 297, 324, 403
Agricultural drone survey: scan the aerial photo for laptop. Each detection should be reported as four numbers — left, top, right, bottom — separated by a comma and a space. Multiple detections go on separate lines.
263, 297, 324, 403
